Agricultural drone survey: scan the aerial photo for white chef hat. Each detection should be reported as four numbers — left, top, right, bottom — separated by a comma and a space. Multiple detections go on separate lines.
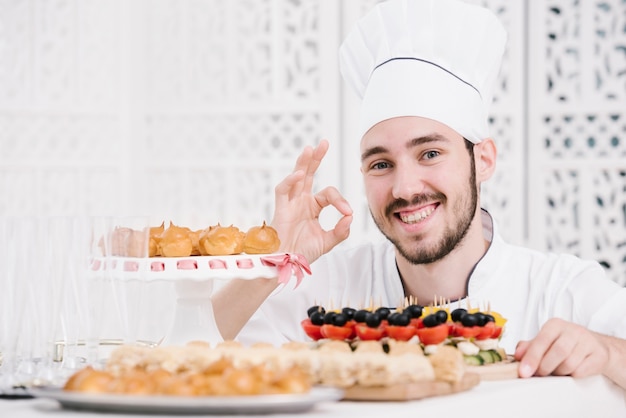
339, 0, 507, 143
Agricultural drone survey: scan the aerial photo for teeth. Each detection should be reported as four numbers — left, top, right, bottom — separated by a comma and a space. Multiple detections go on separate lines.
400, 207, 434, 224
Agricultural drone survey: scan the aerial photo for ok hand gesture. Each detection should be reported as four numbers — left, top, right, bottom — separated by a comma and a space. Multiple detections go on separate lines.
271, 140, 353, 264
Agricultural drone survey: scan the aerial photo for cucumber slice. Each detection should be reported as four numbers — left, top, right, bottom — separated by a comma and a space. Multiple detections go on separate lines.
489, 349, 502, 362
463, 354, 484, 366
478, 350, 496, 364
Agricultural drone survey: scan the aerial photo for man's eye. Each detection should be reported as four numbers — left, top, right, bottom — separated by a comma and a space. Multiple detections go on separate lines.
372, 161, 391, 170
423, 150, 439, 159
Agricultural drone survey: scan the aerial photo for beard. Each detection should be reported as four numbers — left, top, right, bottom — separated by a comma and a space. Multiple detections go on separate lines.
371, 158, 478, 265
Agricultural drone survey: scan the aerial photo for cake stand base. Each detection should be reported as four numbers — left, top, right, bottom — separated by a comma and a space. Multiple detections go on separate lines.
160, 279, 224, 347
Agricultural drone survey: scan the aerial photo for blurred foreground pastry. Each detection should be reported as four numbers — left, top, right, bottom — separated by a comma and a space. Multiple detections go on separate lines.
64, 337, 466, 397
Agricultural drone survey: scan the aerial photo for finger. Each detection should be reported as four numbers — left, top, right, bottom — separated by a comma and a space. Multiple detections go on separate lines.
302, 140, 329, 194
517, 319, 564, 378
514, 340, 530, 362
569, 352, 606, 378
274, 170, 305, 209
314, 186, 353, 217
321, 214, 353, 253
557, 330, 607, 378
552, 342, 587, 376
514, 341, 534, 378
534, 322, 589, 376
290, 146, 314, 198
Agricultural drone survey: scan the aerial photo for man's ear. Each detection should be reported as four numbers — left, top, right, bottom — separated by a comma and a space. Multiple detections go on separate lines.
475, 138, 497, 182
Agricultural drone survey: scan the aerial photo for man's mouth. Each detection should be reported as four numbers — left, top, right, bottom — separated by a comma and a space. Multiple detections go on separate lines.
398, 205, 435, 224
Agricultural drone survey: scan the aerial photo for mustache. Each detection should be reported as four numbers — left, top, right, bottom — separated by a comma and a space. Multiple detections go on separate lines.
385, 193, 446, 217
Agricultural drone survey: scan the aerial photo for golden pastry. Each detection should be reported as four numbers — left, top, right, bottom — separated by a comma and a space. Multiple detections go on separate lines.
199, 224, 244, 256
149, 222, 165, 257
189, 229, 202, 256
243, 222, 280, 254
158, 222, 193, 257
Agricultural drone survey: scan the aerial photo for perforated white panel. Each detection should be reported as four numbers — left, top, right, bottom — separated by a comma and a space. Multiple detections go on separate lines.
528, 0, 626, 285
0, 0, 624, 284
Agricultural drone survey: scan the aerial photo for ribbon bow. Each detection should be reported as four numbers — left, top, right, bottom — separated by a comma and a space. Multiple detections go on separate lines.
260, 253, 312, 288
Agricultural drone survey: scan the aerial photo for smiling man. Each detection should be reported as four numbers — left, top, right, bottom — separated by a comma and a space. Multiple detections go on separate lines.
360, 119, 490, 304
212, 0, 626, 389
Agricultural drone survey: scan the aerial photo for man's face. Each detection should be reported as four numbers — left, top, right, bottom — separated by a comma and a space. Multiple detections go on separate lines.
360, 116, 478, 265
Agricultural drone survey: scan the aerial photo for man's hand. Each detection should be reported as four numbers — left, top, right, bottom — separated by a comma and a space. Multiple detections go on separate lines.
271, 139, 353, 264
515, 318, 626, 389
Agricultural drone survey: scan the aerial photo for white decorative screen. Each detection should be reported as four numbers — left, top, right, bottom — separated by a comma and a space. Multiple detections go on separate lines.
0, 0, 625, 284
528, 0, 626, 285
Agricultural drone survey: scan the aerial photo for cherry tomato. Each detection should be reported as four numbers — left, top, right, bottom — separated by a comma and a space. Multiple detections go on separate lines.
345, 320, 357, 340
491, 325, 503, 339
320, 324, 354, 340
386, 325, 416, 341
416, 323, 448, 345
475, 322, 495, 340
301, 318, 323, 341
410, 317, 424, 329
354, 324, 386, 341
452, 324, 482, 338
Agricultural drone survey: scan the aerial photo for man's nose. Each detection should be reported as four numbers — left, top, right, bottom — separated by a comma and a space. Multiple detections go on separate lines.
391, 164, 426, 201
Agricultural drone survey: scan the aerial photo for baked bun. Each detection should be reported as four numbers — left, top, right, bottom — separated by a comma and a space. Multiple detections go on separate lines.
149, 222, 165, 257
64, 366, 113, 393
199, 224, 245, 256
188, 229, 202, 256
243, 222, 280, 254
158, 222, 193, 257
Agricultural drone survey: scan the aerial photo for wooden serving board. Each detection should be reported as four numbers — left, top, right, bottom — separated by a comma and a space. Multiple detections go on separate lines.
342, 372, 480, 401
466, 357, 519, 381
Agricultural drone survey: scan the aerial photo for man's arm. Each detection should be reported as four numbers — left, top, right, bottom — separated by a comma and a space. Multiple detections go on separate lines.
211, 139, 353, 340
515, 318, 626, 390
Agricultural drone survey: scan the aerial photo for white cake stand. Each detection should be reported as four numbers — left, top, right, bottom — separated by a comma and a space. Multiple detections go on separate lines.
90, 253, 310, 347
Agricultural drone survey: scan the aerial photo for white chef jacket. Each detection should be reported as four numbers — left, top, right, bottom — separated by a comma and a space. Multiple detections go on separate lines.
238, 210, 626, 353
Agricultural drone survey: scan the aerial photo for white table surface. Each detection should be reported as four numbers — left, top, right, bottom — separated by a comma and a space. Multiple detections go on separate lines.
3, 375, 625, 418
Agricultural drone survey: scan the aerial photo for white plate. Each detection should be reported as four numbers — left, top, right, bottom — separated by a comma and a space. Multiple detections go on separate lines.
31, 386, 344, 415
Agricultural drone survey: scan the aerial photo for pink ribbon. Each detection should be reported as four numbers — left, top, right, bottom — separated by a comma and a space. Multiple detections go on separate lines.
260, 253, 312, 288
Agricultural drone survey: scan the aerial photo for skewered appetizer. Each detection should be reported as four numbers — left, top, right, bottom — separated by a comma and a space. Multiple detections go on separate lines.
301, 304, 507, 367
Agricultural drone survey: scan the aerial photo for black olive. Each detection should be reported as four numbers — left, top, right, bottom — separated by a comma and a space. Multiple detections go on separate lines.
422, 314, 439, 328
354, 309, 369, 323
310, 311, 325, 325
365, 312, 382, 328
389, 312, 411, 326
387, 312, 400, 325
307, 305, 325, 318
484, 314, 495, 323
405, 304, 423, 318
451, 308, 467, 322
342, 307, 356, 320
474, 312, 487, 327
375, 307, 391, 319
435, 310, 449, 324
332, 313, 348, 327
323, 312, 336, 324
461, 313, 478, 327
